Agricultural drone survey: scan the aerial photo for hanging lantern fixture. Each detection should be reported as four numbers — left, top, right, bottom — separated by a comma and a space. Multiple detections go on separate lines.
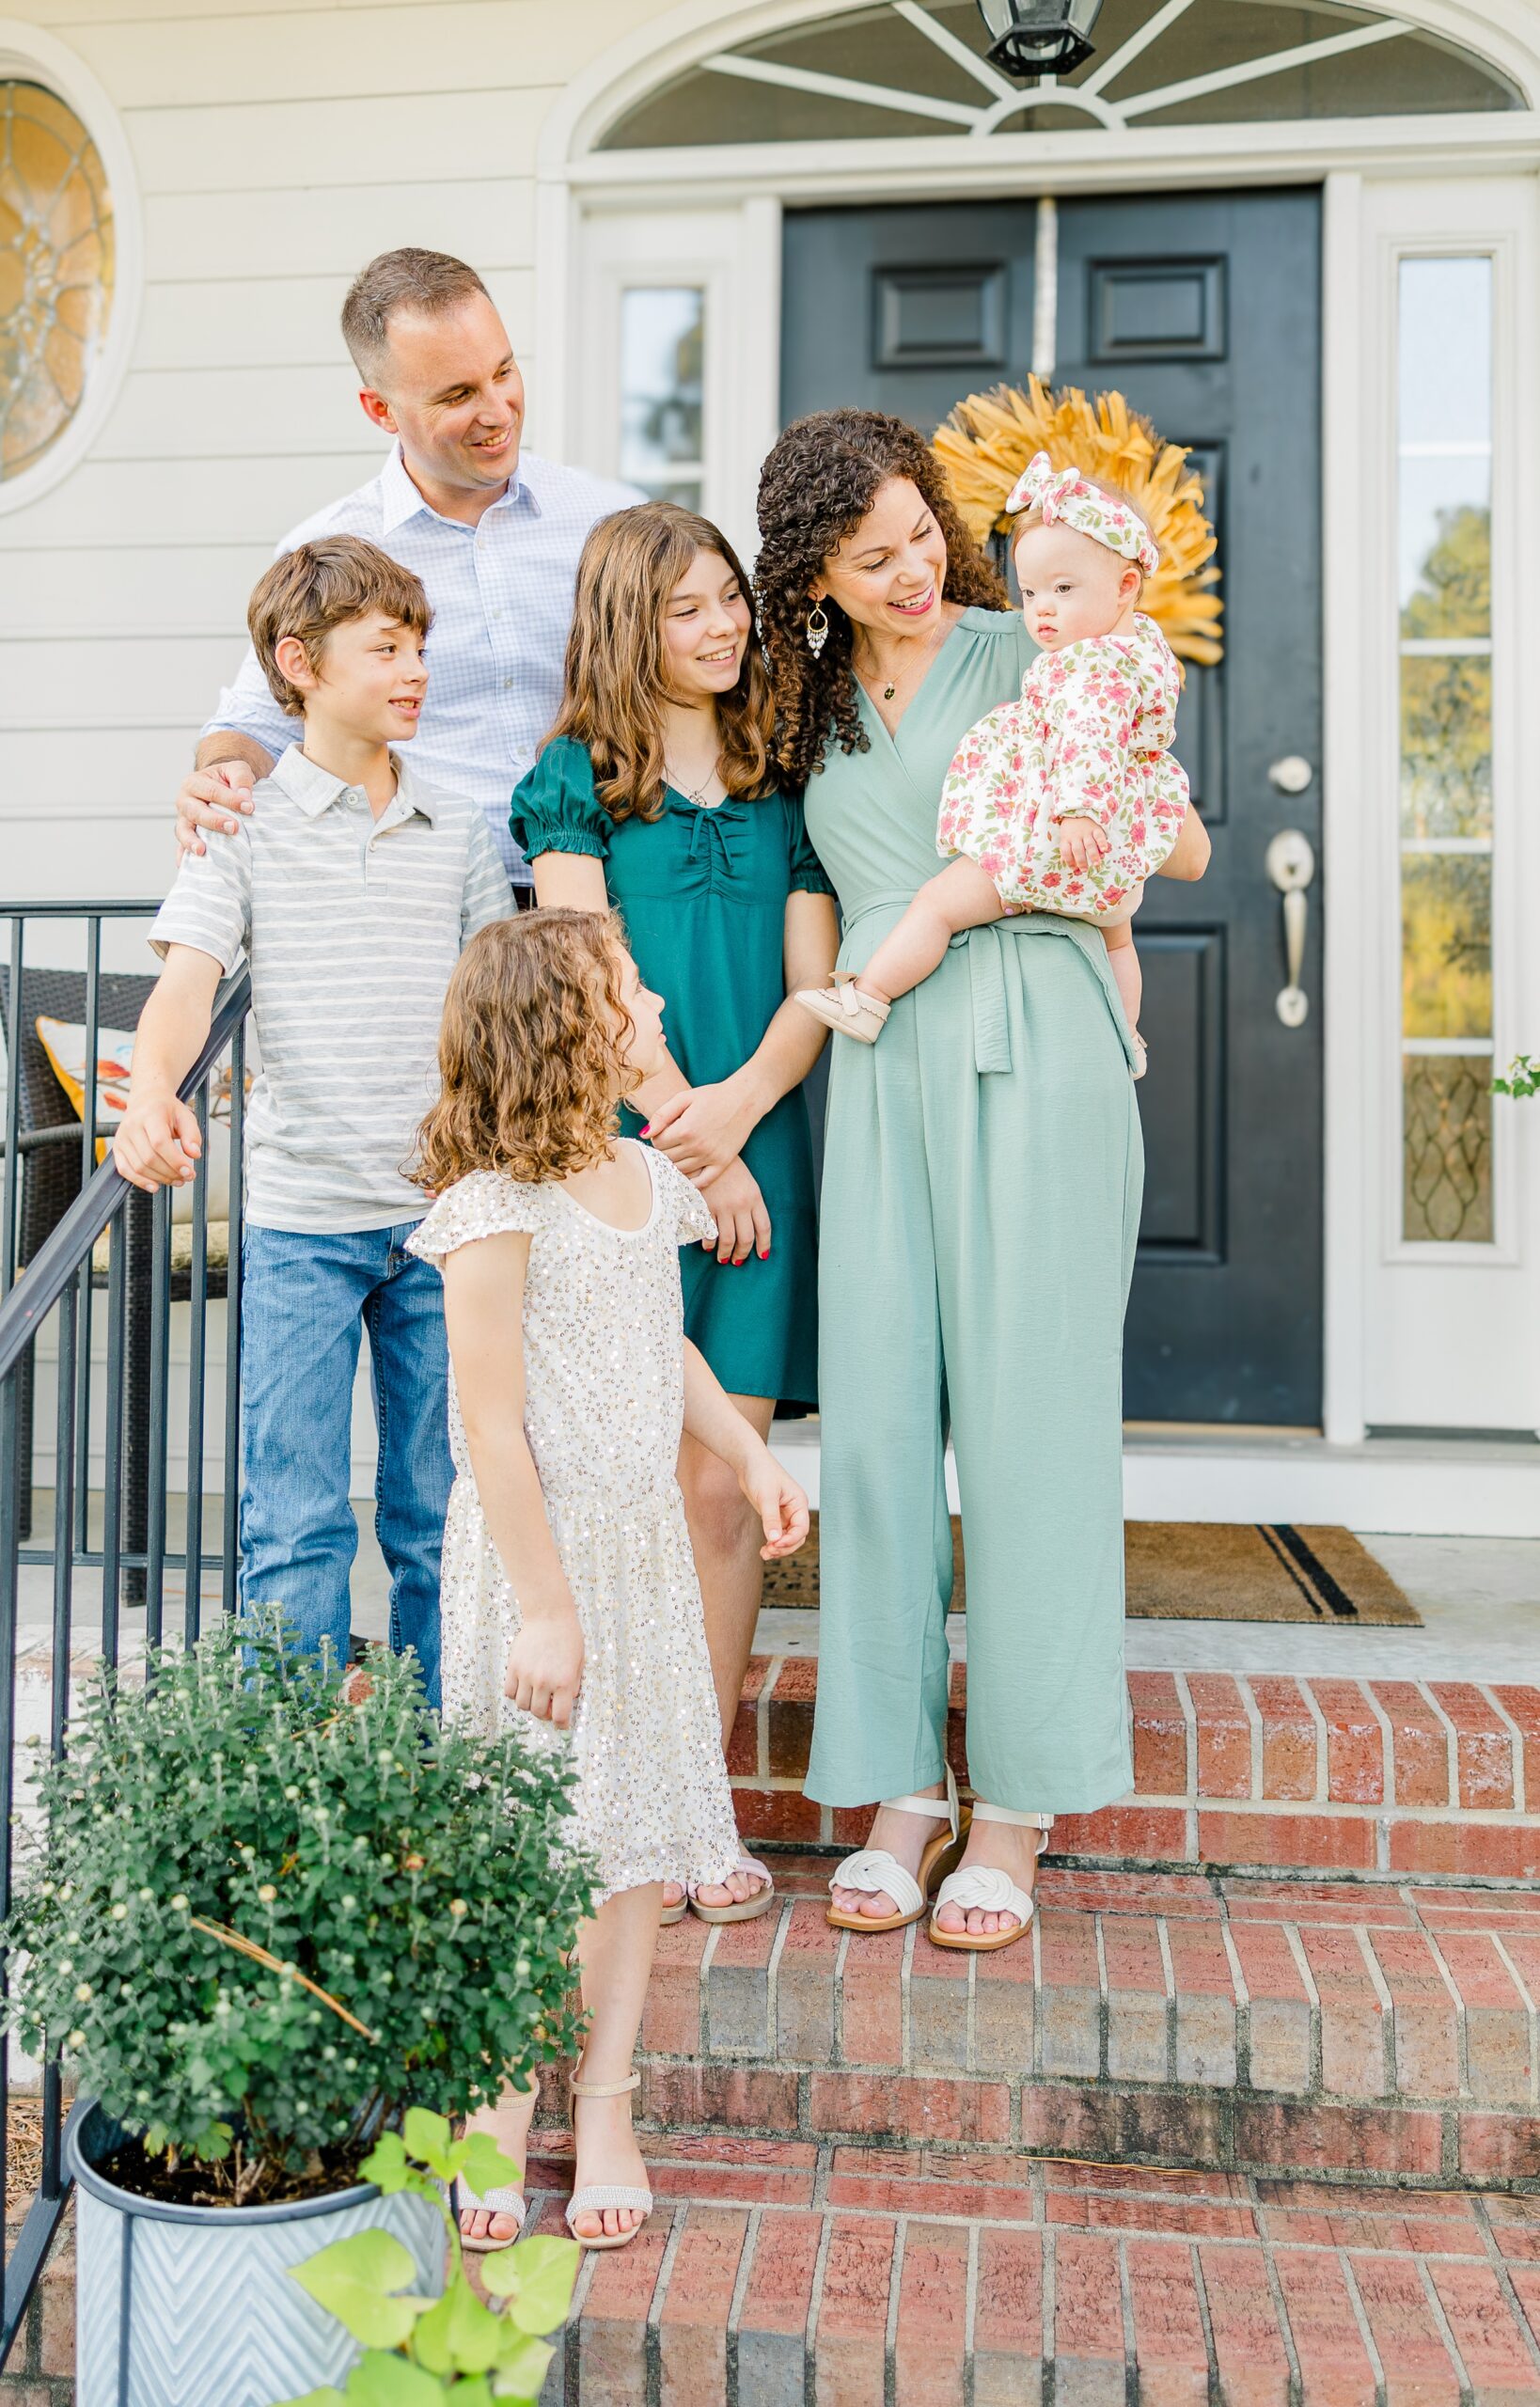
974, 0, 1104, 78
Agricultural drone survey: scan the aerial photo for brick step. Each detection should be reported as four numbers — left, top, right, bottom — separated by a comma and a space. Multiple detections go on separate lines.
731, 1660, 1540, 1880
18, 2154, 1540, 2404
511, 2137, 1540, 2404
604, 1864, 1540, 2191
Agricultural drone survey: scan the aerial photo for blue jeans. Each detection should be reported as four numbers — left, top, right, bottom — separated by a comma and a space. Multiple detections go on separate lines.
239, 1223, 451, 1706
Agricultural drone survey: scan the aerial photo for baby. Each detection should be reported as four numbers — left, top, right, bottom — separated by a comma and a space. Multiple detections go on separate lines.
795, 451, 1191, 1076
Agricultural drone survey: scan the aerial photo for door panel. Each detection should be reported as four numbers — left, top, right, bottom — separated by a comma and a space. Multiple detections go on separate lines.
781, 189, 1323, 1424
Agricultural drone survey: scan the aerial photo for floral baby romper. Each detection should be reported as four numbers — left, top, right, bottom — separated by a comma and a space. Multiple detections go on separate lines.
407, 1142, 742, 1905
936, 609, 1190, 924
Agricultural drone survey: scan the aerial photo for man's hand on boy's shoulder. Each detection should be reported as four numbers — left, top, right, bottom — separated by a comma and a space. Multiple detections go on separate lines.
174, 741, 272, 859
113, 1093, 202, 1194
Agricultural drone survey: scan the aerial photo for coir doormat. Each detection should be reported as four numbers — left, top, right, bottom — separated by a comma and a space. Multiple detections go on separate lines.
760, 1515, 1422, 1626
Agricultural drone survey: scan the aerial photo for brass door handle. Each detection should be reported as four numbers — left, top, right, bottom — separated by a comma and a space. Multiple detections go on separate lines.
1265, 828, 1315, 1029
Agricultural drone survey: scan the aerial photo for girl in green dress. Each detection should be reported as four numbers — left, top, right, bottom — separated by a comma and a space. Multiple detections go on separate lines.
511, 502, 839, 1924
754, 413, 1210, 1953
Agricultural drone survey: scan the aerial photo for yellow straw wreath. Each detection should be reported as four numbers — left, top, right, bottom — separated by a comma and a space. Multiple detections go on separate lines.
933, 375, 1224, 667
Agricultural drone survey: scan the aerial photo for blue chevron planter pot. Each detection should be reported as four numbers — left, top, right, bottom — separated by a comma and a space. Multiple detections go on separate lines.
68, 2103, 446, 2407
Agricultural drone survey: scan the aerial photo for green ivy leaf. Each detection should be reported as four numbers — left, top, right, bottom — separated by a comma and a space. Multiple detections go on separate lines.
445, 2380, 494, 2406
343, 2353, 444, 2407
460, 2132, 521, 2197
289, 2230, 425, 2348
362, 2132, 410, 2194
276, 2391, 347, 2407
446, 2276, 504, 2374
401, 2106, 456, 2179
490, 2334, 554, 2399
479, 2233, 579, 2333
409, 2285, 456, 2380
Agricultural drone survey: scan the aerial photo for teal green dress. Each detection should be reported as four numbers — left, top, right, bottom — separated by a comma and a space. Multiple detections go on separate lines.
512, 736, 833, 1410
802, 610, 1142, 1817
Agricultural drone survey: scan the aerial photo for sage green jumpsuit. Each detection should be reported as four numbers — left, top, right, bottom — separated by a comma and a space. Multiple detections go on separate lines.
802, 609, 1141, 1816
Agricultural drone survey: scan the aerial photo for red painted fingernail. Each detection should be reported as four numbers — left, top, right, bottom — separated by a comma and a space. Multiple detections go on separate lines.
639, 1124, 651, 1136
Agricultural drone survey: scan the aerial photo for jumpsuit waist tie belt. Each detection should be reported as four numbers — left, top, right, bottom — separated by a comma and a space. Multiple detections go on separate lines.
840, 890, 1139, 1078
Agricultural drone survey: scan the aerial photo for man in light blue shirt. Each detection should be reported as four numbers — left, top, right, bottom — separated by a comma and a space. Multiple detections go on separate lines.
176, 248, 637, 887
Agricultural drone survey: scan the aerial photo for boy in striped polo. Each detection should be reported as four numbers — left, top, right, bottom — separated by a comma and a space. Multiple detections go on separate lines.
114, 536, 512, 1703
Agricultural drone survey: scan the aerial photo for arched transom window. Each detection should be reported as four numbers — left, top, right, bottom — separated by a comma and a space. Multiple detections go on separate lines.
600, 0, 1520, 148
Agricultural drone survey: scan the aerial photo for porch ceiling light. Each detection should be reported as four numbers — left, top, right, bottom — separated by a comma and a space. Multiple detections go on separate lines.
974, 0, 1104, 79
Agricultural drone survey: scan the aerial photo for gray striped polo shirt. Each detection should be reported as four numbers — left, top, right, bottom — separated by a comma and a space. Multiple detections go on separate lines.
150, 743, 512, 1233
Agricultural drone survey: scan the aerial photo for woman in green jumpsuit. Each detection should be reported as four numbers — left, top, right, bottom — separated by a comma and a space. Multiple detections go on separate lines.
756, 412, 1202, 1947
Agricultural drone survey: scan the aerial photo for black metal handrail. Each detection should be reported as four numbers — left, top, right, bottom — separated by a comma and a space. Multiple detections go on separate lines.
0, 905, 252, 2364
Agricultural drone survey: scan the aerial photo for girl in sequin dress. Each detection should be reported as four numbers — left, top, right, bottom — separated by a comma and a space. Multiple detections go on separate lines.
408, 908, 809, 2255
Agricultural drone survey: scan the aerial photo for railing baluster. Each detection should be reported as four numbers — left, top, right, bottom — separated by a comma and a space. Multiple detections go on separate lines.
74, 918, 102, 1558
0, 1342, 23, 2279
100, 1219, 126, 1671
50, 1282, 76, 1757
222, 1019, 244, 1617
1, 916, 22, 1300
184, 1085, 210, 1647
144, 1188, 172, 1649
41, 1278, 77, 2211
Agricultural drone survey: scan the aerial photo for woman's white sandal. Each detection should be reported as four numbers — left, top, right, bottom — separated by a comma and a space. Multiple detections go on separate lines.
456, 2182, 528, 2255
660, 1882, 689, 1927
794, 972, 891, 1046
565, 2070, 652, 2253
687, 1854, 776, 1924
826, 1765, 967, 1933
929, 1804, 1053, 1954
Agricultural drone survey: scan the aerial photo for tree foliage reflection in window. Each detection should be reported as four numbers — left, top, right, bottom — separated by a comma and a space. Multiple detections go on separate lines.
0, 81, 115, 481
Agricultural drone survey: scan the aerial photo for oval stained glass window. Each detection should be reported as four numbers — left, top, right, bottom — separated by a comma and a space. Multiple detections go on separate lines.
0, 80, 116, 482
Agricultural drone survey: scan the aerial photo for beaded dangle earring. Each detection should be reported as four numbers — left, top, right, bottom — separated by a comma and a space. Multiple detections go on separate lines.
806, 602, 829, 658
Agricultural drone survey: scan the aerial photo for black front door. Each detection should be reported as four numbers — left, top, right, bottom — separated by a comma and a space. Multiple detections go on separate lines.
781, 190, 1323, 1425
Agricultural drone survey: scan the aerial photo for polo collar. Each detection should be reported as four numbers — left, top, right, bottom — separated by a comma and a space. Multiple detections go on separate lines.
378, 440, 535, 534
271, 742, 439, 825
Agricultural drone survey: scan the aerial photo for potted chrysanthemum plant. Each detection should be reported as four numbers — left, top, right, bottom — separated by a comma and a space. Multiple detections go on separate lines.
2, 1610, 592, 2407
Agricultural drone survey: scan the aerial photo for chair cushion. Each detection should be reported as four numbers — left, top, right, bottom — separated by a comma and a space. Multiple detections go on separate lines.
37, 1015, 233, 1222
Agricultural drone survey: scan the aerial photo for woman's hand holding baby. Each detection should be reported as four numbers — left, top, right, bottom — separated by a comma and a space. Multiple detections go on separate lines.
1056, 816, 1112, 874
504, 1599, 585, 1727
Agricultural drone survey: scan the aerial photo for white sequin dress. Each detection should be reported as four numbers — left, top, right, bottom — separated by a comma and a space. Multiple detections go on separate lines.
407, 1145, 742, 1904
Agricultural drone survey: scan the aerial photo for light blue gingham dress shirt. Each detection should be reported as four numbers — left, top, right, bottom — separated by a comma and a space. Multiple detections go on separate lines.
202, 445, 639, 882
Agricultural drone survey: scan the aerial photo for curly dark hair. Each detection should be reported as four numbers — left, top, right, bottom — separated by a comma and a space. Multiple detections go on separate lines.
755, 410, 1008, 789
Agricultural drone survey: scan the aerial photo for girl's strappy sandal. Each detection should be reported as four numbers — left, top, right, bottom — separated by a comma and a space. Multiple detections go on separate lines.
929, 1805, 1054, 1954
660, 1884, 689, 1927
687, 1854, 777, 1924
565, 2070, 652, 2253
456, 2179, 527, 2255
826, 1765, 967, 1932
794, 972, 891, 1045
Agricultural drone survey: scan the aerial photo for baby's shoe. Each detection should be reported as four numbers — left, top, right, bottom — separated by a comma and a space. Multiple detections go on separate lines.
1131, 1032, 1149, 1080
794, 973, 891, 1045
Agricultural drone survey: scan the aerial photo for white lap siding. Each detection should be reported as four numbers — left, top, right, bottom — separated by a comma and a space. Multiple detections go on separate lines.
0, 0, 670, 900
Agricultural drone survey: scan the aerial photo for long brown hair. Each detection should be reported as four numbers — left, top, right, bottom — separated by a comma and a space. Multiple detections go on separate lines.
755, 410, 1007, 790
544, 502, 776, 822
414, 911, 635, 1189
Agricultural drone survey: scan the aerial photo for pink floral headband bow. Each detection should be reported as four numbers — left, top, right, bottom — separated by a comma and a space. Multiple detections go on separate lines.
1005, 450, 1160, 577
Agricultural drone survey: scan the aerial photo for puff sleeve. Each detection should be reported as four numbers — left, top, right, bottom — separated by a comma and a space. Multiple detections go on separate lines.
511, 736, 613, 866
648, 1148, 717, 1249
407, 1172, 551, 1267
783, 794, 837, 898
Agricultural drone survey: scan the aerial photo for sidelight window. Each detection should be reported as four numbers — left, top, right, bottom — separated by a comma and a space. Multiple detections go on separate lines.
618, 287, 705, 511
1395, 257, 1496, 1246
